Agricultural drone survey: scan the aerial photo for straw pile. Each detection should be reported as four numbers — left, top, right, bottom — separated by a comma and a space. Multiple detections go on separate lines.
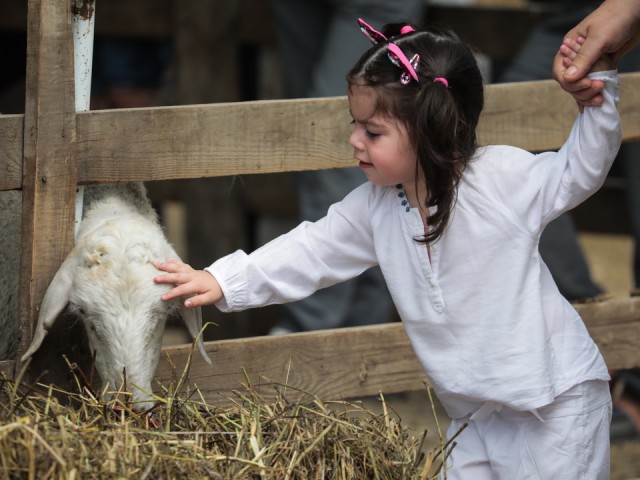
0, 361, 456, 479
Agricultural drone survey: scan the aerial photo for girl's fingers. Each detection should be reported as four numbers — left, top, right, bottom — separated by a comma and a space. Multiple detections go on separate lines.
184, 292, 216, 308
155, 259, 190, 273
560, 44, 578, 60
155, 261, 176, 272
154, 272, 188, 284
161, 283, 193, 301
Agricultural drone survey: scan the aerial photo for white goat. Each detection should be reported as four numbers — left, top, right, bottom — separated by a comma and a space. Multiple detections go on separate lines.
21, 183, 211, 409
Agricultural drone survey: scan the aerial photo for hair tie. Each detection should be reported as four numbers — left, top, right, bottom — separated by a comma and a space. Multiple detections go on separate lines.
400, 25, 415, 34
433, 77, 449, 88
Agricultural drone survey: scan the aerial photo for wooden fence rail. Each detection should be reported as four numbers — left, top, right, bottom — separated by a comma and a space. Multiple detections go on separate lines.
151, 297, 640, 406
2, 74, 640, 191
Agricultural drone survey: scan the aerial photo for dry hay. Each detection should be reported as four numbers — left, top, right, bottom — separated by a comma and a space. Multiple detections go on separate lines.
0, 357, 458, 479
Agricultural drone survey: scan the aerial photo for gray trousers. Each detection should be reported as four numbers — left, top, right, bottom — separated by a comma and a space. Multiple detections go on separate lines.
498, 4, 640, 298
269, 0, 423, 331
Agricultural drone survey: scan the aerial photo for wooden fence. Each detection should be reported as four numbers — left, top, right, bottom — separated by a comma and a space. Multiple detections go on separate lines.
1, 0, 640, 406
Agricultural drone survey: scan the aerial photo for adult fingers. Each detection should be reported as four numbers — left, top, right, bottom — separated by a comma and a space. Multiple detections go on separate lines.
563, 35, 605, 82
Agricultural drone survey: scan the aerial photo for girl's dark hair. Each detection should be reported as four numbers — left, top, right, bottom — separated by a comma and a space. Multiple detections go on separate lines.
347, 23, 484, 244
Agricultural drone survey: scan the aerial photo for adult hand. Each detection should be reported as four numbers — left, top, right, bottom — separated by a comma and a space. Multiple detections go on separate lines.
552, 0, 640, 107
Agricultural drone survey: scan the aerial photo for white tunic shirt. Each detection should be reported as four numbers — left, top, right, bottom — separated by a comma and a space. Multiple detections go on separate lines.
208, 71, 622, 419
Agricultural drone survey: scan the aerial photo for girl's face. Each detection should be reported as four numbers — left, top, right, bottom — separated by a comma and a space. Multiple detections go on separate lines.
348, 85, 418, 189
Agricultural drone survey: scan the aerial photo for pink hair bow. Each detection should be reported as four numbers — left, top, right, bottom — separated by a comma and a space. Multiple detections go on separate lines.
358, 18, 387, 44
357, 18, 419, 85
358, 18, 416, 45
387, 43, 419, 84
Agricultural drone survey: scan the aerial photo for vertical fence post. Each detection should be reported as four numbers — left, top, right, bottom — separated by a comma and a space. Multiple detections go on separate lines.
72, 0, 95, 235
17, 0, 86, 384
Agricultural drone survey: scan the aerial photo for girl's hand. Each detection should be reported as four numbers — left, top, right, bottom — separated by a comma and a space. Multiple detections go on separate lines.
154, 259, 223, 308
555, 36, 611, 110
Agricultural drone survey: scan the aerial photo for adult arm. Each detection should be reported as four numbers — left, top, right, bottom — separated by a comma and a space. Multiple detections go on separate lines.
552, 0, 640, 106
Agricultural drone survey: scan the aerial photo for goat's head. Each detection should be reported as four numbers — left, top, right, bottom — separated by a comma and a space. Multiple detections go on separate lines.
21, 208, 211, 410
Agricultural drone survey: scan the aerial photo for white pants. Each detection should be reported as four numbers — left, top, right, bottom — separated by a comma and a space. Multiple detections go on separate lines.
443, 380, 612, 480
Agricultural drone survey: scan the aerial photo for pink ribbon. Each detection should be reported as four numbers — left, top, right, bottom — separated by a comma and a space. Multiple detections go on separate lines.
387, 43, 419, 83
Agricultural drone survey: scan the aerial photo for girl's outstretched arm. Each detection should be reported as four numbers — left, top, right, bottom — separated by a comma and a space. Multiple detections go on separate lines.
155, 259, 223, 308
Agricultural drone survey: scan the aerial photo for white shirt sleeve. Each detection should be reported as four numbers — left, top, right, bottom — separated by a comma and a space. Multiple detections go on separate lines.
538, 69, 622, 225
206, 184, 380, 312
477, 70, 622, 234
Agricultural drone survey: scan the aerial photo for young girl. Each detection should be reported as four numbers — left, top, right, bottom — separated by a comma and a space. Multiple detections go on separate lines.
156, 20, 621, 479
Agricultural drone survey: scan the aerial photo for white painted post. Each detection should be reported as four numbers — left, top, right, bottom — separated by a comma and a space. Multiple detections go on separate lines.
72, 0, 96, 236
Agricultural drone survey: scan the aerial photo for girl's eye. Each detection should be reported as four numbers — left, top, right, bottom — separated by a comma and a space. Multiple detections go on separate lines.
365, 130, 380, 139
350, 119, 379, 138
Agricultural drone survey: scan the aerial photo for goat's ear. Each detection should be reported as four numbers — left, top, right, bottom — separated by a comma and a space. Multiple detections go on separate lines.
21, 253, 78, 361
179, 304, 212, 365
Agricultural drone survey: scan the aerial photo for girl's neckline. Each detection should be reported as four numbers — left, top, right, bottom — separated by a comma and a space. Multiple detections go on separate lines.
395, 184, 411, 213
395, 184, 436, 216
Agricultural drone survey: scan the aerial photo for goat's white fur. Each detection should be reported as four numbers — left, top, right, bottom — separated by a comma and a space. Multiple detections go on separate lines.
20, 183, 211, 409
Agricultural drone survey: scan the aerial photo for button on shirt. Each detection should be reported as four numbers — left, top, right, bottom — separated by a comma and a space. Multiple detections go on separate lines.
208, 70, 621, 419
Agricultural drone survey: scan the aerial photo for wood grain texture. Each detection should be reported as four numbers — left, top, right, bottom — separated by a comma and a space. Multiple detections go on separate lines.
155, 323, 426, 406
75, 96, 353, 183
0, 114, 22, 191
17, 0, 79, 367
576, 297, 640, 371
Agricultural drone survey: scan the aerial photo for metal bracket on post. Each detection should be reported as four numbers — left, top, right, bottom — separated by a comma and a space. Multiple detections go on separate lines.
71, 0, 96, 237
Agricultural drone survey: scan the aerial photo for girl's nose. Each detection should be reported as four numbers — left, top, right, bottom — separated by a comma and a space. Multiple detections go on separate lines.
349, 129, 363, 151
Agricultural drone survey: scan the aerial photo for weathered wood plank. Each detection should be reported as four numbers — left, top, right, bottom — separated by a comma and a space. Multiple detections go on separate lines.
76, 96, 353, 183
154, 296, 640, 405
0, 114, 22, 191
576, 297, 640, 371
155, 323, 426, 405
478, 72, 640, 151
17, 0, 79, 368
75, 73, 640, 183
2, 73, 640, 190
